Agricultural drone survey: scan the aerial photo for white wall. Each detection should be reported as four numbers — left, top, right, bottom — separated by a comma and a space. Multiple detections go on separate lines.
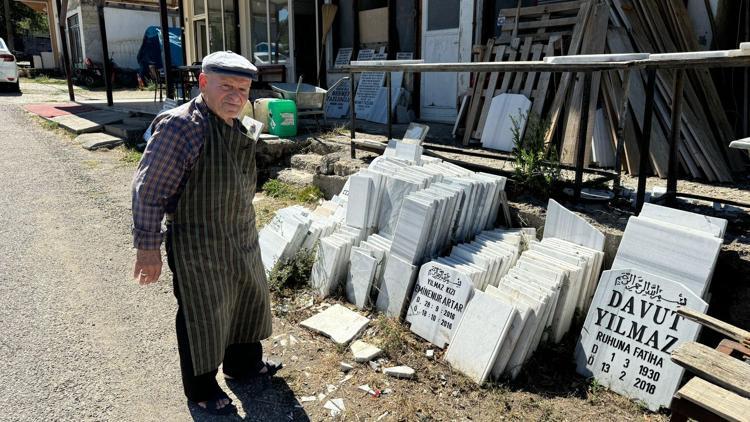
103, 7, 178, 69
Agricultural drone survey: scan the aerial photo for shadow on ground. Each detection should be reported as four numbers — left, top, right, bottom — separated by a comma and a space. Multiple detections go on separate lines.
187, 377, 308, 421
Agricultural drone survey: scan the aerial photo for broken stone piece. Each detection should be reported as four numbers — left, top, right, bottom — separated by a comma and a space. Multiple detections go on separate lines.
340, 362, 354, 372
300, 304, 370, 345
383, 365, 415, 379
426, 349, 435, 359
350, 340, 383, 363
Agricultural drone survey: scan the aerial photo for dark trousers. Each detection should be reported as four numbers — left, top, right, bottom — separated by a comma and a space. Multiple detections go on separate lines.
167, 227, 263, 402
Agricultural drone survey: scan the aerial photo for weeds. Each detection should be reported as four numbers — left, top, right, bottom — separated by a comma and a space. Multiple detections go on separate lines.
267, 246, 317, 293
511, 111, 560, 195
120, 149, 143, 164
320, 124, 349, 138
29, 75, 66, 84
262, 179, 323, 204
372, 315, 411, 359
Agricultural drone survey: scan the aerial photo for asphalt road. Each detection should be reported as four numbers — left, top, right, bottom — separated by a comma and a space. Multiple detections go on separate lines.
0, 88, 305, 421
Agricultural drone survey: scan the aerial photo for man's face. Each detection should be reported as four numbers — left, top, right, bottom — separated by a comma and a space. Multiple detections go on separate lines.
199, 72, 252, 123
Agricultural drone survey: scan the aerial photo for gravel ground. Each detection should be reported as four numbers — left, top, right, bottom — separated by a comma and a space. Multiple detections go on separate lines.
0, 96, 303, 421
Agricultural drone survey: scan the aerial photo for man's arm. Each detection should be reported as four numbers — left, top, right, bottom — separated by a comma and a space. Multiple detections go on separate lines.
131, 115, 192, 285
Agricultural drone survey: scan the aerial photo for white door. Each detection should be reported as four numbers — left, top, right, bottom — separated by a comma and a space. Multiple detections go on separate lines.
420, 0, 473, 123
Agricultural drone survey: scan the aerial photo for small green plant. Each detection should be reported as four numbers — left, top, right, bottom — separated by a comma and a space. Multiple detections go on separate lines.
262, 179, 323, 204
510, 111, 560, 195
321, 124, 349, 138
586, 377, 605, 405
121, 149, 143, 164
267, 246, 317, 293
31, 75, 66, 84
373, 315, 410, 359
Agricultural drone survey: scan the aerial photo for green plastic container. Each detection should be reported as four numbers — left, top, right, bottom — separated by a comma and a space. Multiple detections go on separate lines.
267, 99, 298, 137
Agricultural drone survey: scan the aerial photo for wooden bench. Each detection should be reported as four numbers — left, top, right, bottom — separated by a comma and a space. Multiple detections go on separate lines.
670, 308, 750, 422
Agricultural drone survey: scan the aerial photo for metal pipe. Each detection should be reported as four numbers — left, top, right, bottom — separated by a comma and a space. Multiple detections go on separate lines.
96, 1, 113, 106
159, 0, 174, 99
55, 0, 75, 101
349, 70, 355, 159
635, 68, 657, 213
666, 69, 685, 206
386, 71, 392, 140
573, 71, 593, 203
343, 56, 750, 73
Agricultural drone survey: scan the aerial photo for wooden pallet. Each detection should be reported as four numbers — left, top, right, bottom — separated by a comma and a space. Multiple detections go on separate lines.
460, 0, 586, 146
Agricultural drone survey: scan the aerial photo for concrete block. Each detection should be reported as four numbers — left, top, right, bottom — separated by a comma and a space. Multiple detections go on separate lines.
313, 174, 348, 199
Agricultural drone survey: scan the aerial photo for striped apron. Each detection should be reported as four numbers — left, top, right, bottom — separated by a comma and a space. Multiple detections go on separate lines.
170, 111, 272, 375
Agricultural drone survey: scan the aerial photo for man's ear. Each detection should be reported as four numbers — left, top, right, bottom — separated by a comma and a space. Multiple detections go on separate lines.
198, 73, 208, 91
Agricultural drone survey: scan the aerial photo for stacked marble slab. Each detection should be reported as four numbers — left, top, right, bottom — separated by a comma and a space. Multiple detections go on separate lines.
346, 234, 393, 309
259, 206, 313, 272
611, 202, 726, 299
443, 201, 606, 384
405, 229, 527, 350
310, 225, 367, 297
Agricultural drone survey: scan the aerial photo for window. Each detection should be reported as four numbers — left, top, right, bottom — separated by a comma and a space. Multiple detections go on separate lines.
250, 0, 289, 65
427, 0, 459, 31
192, 0, 238, 61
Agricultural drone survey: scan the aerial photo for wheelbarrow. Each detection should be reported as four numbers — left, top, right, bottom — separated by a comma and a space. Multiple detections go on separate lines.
271, 76, 349, 130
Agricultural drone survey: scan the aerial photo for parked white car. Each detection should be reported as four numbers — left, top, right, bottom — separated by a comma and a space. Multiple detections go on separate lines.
0, 37, 19, 92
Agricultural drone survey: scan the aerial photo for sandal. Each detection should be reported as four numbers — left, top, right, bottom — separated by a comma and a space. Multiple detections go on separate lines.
191, 391, 237, 416
224, 360, 283, 381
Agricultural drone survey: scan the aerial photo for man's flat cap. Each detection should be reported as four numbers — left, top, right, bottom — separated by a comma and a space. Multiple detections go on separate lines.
202, 51, 257, 79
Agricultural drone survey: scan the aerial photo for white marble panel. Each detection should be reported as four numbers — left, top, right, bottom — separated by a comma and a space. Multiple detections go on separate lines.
445, 290, 517, 385
611, 216, 722, 298
480, 93, 532, 152
543, 199, 605, 251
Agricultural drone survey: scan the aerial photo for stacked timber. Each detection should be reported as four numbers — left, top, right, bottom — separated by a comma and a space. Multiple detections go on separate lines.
459, 0, 746, 182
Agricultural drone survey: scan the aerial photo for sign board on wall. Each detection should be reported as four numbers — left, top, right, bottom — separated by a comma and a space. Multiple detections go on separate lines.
575, 268, 707, 411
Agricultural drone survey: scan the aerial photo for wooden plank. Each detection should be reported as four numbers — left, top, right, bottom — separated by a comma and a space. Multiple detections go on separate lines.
602, 72, 640, 174
530, 36, 560, 116
473, 44, 509, 141
715, 339, 750, 358
522, 43, 544, 98
511, 37, 533, 93
500, 16, 580, 32
497, 30, 574, 45
499, 0, 585, 18
677, 307, 750, 347
671, 342, 750, 399
462, 38, 496, 146
674, 377, 750, 422
560, 0, 609, 165
542, 0, 592, 147
452, 94, 469, 138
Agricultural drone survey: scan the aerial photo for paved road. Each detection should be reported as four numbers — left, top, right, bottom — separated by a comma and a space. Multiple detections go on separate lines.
0, 87, 305, 421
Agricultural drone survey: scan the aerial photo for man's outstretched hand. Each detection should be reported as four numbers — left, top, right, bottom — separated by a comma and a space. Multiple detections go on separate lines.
134, 249, 162, 285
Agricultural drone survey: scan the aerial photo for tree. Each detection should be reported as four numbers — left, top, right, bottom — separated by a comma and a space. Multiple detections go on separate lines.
0, 0, 50, 51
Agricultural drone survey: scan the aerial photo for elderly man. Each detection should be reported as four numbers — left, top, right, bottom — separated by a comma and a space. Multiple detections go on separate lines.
131, 51, 280, 415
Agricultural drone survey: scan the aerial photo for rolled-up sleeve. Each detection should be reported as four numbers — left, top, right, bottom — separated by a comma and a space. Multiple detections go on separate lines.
131, 115, 192, 250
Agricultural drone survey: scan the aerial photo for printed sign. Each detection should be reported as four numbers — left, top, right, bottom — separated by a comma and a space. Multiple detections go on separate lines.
325, 78, 351, 118
334, 48, 353, 68
354, 72, 385, 119
575, 268, 707, 411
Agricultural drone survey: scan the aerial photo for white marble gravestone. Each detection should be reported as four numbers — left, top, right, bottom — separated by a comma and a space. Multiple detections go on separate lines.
406, 262, 474, 348
611, 216, 722, 298
543, 199, 605, 251
479, 93, 532, 152
444, 290, 517, 385
575, 268, 707, 411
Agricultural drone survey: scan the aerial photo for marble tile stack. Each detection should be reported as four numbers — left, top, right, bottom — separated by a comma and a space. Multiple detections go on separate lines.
346, 234, 392, 309
259, 206, 313, 272
611, 203, 726, 299
310, 225, 367, 297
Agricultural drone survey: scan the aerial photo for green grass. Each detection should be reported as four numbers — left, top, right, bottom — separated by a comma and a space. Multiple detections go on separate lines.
28, 75, 67, 85
262, 179, 323, 204
120, 149, 143, 164
320, 124, 349, 138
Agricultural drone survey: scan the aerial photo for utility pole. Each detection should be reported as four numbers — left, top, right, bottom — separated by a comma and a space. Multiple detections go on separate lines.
55, 0, 75, 101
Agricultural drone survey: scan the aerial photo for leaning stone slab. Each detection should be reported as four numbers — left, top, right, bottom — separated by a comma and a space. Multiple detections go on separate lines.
300, 304, 369, 345
76, 133, 124, 150
51, 110, 126, 134
350, 340, 383, 363
543, 199, 605, 251
575, 268, 707, 412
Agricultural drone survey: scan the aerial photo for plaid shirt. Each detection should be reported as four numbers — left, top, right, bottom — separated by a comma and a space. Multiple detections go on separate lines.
131, 96, 209, 250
